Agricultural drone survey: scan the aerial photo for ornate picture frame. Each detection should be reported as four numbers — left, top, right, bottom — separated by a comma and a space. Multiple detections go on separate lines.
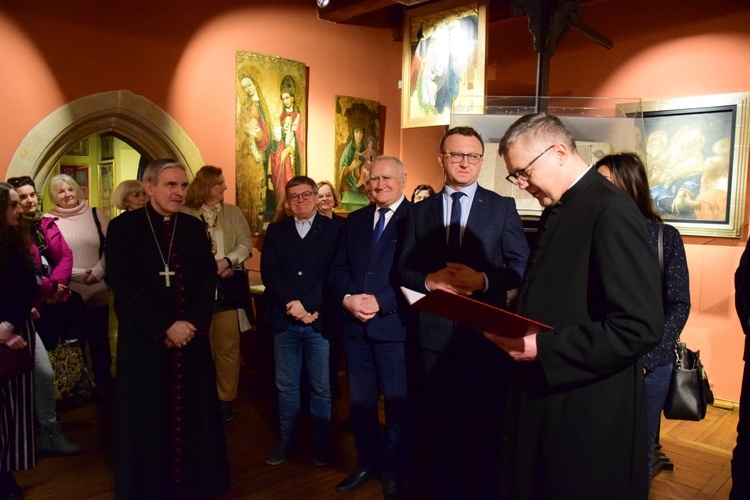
401, 0, 487, 129
619, 92, 750, 238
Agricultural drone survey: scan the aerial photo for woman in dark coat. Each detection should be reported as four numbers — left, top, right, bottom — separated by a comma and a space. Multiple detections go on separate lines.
0, 182, 38, 499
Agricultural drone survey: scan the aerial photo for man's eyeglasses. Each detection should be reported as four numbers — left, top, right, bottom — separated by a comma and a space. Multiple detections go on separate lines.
505, 144, 555, 185
443, 152, 483, 165
288, 191, 314, 202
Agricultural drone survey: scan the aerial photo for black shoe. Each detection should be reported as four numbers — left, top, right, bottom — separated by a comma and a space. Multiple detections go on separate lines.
220, 401, 234, 423
382, 477, 407, 500
0, 471, 22, 500
335, 469, 376, 493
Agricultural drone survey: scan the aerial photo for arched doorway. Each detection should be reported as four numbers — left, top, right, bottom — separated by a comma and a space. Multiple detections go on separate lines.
6, 89, 203, 189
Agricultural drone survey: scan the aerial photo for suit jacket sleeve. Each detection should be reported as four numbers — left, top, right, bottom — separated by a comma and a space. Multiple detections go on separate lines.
486, 197, 528, 293
736, 239, 750, 336
397, 208, 429, 293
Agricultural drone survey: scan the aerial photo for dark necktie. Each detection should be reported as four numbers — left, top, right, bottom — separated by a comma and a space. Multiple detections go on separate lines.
448, 191, 465, 255
372, 207, 389, 246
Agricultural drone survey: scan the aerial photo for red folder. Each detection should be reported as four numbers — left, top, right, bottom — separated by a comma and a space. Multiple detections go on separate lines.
401, 286, 551, 338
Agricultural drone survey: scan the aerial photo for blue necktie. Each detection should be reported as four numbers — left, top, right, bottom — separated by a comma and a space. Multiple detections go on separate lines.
449, 192, 464, 255
372, 207, 389, 246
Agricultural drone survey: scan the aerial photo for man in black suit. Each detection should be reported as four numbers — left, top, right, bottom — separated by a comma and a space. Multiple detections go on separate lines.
732, 241, 750, 499
398, 126, 529, 498
261, 176, 342, 467
329, 156, 411, 498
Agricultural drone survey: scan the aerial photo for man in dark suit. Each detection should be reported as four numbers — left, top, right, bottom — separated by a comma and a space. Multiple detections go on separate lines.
732, 241, 750, 499
398, 126, 529, 498
261, 176, 342, 467
491, 113, 664, 498
329, 156, 411, 498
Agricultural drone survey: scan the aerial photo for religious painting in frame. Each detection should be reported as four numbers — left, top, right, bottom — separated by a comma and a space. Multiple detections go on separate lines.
619, 92, 750, 238
401, 0, 487, 128
98, 161, 115, 219
235, 51, 308, 234
334, 95, 382, 212
60, 164, 90, 201
67, 139, 89, 156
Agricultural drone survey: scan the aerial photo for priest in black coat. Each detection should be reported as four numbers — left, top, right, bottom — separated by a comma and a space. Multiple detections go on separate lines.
106, 159, 230, 499
493, 114, 664, 500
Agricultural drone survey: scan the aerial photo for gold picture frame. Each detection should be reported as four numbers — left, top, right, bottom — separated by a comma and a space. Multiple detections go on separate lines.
98, 161, 115, 219
401, 0, 487, 129
619, 92, 750, 238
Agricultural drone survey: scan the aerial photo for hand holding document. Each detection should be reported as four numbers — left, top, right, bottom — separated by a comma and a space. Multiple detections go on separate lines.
401, 286, 550, 338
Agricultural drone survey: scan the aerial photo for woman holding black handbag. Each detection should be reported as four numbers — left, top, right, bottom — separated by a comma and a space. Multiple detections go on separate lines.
596, 153, 691, 489
46, 174, 112, 400
184, 166, 252, 423
0, 182, 39, 499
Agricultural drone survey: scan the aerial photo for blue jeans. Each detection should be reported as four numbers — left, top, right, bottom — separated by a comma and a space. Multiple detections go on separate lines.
645, 362, 673, 484
273, 325, 331, 441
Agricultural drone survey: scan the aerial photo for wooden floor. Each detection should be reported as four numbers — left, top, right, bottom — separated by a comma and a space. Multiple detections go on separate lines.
15, 359, 740, 499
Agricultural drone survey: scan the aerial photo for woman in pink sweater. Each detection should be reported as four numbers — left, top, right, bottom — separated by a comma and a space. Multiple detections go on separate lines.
46, 174, 112, 399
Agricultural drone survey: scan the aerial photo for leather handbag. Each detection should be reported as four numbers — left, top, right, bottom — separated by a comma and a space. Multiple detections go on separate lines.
663, 341, 714, 421
0, 343, 34, 383
217, 268, 251, 311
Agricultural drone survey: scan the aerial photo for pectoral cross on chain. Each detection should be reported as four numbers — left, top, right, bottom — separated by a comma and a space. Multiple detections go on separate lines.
160, 264, 176, 287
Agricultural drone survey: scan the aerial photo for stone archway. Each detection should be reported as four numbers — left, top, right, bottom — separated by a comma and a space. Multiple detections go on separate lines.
7, 89, 203, 187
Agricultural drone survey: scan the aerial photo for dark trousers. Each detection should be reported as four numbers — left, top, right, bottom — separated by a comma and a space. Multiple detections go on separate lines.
80, 304, 111, 382
731, 342, 750, 499
345, 332, 409, 478
420, 330, 507, 500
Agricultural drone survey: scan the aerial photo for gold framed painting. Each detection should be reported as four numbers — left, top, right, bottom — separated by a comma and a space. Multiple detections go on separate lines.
401, 0, 487, 129
618, 92, 750, 238
334, 95, 382, 212
97, 161, 115, 219
235, 51, 308, 234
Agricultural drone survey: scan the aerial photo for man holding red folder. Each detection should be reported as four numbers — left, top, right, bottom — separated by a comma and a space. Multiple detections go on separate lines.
494, 113, 664, 499
399, 126, 529, 499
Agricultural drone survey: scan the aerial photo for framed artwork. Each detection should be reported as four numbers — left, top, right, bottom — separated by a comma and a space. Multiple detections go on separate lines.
100, 134, 114, 161
60, 164, 90, 200
401, 0, 487, 128
235, 51, 308, 234
67, 139, 89, 156
334, 95, 382, 212
619, 92, 750, 237
98, 161, 115, 219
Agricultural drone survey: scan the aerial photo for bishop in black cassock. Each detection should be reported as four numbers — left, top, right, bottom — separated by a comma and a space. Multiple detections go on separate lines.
106, 161, 230, 499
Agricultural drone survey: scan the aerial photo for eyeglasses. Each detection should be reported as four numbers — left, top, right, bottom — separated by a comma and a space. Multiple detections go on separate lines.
288, 191, 314, 202
443, 152, 483, 165
506, 144, 555, 185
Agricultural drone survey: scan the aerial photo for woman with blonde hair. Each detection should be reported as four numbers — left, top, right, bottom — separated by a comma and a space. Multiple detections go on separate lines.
316, 180, 344, 221
45, 173, 112, 398
184, 165, 252, 422
113, 180, 147, 211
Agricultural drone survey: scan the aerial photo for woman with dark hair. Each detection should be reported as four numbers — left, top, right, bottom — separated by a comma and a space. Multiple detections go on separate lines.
0, 182, 38, 499
46, 173, 112, 398
411, 184, 436, 203
596, 153, 691, 488
184, 165, 252, 423
7, 176, 81, 456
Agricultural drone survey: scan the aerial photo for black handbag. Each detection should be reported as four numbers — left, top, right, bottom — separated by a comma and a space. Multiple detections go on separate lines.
663, 341, 714, 421
0, 343, 34, 383
217, 268, 251, 311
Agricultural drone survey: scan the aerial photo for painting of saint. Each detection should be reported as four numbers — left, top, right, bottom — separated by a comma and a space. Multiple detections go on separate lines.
402, 3, 486, 128
334, 96, 381, 212
236, 52, 307, 233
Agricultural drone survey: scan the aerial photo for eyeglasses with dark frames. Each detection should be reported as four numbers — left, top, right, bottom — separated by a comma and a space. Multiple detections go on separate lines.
505, 144, 556, 185
288, 191, 314, 202
443, 152, 483, 165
